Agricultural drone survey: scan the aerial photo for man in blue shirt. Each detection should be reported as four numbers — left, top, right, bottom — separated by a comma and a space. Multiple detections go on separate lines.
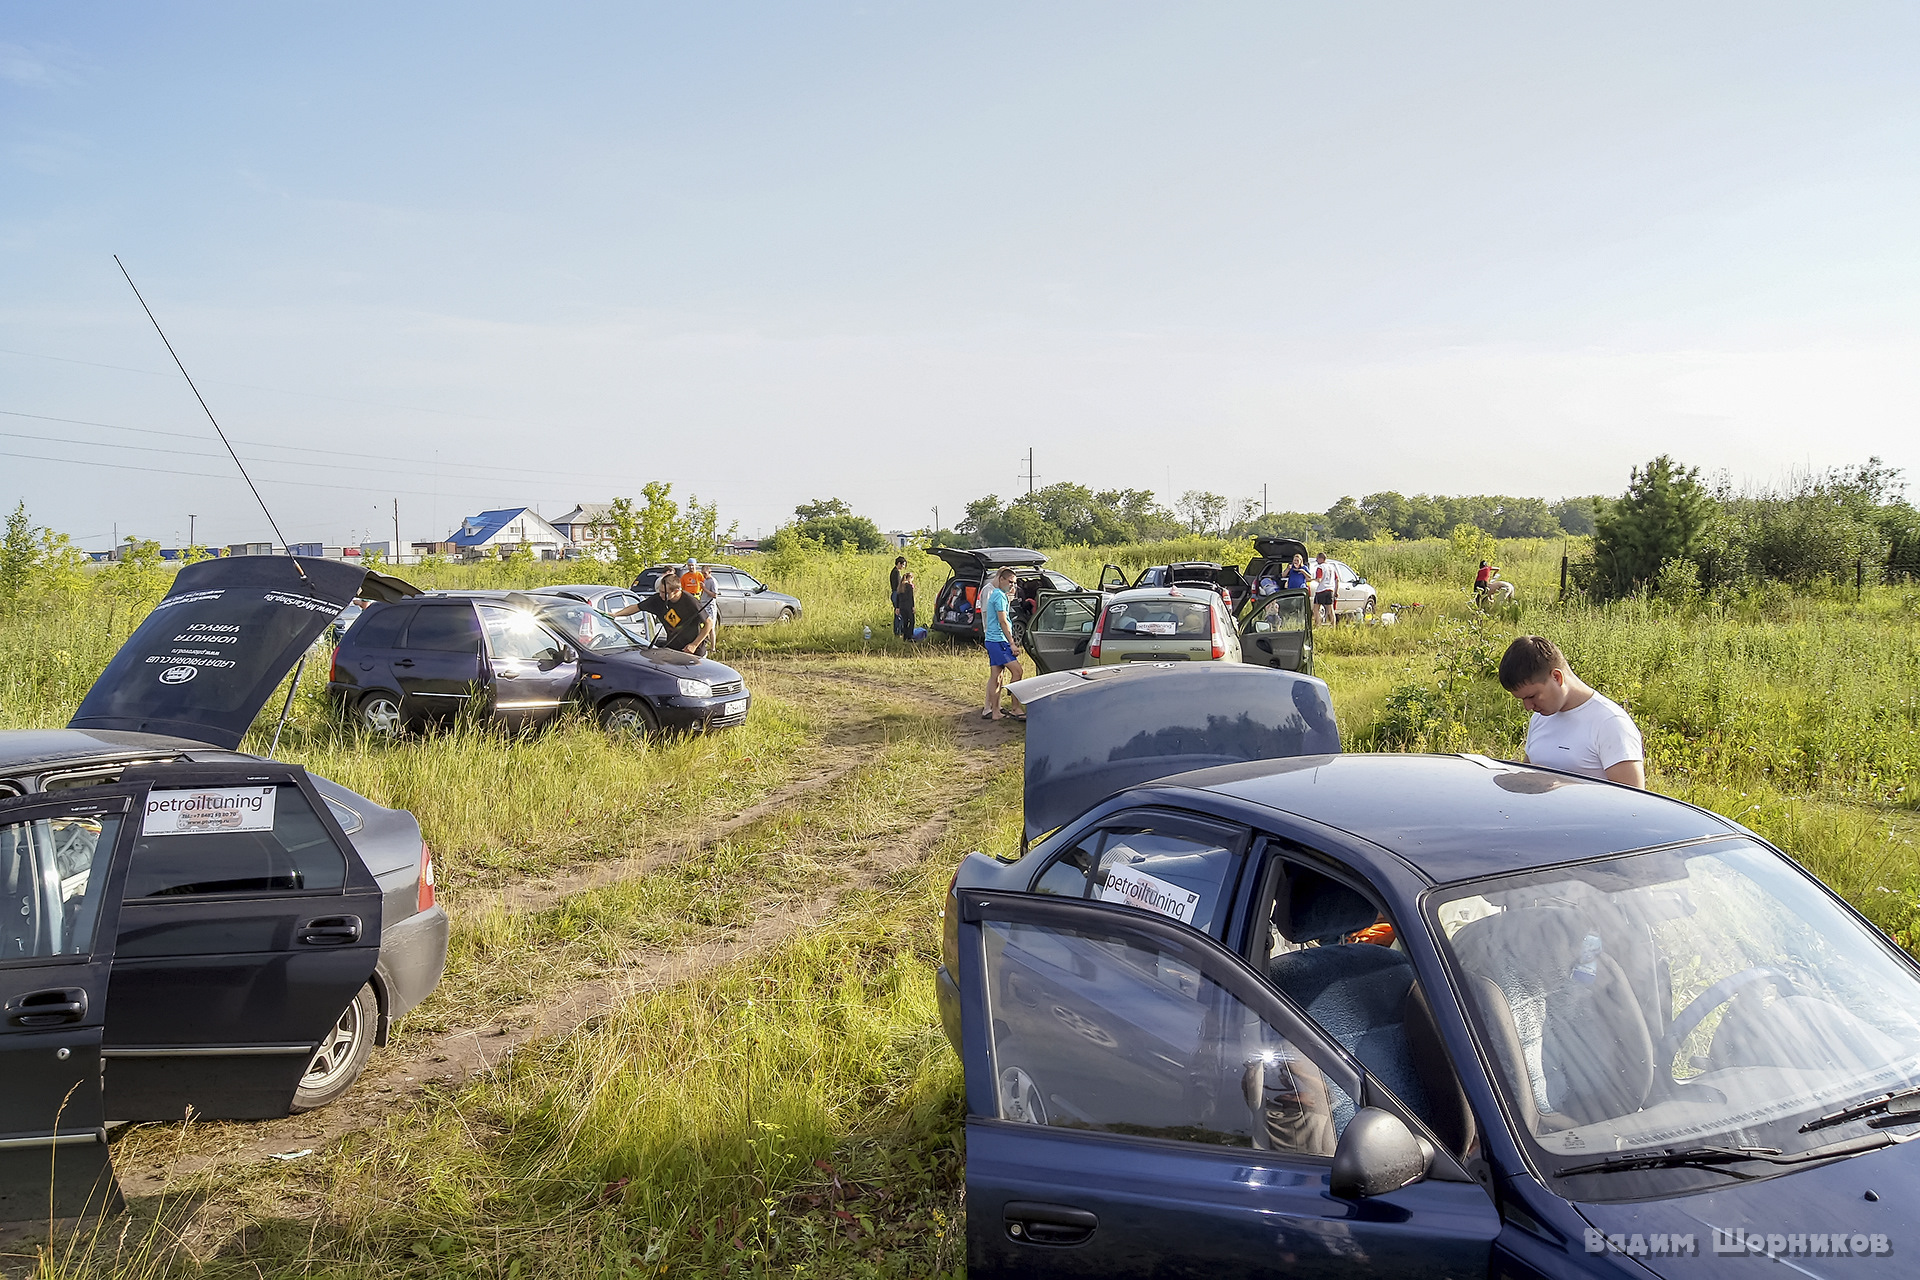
980, 567, 1026, 722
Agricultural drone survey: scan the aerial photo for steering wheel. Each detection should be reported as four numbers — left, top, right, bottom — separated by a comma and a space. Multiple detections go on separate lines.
1657, 967, 1786, 1072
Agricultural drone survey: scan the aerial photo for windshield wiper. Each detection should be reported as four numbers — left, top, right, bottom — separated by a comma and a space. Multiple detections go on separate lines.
1802, 1086, 1920, 1134
1559, 1133, 1906, 1179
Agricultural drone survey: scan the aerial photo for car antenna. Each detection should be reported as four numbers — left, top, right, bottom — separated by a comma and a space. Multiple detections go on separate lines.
113, 255, 308, 587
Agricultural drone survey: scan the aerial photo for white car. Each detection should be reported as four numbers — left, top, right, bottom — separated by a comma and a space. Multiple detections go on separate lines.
1314, 559, 1377, 618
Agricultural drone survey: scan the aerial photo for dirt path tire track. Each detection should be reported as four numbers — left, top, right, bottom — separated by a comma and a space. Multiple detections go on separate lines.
108, 725, 1011, 1193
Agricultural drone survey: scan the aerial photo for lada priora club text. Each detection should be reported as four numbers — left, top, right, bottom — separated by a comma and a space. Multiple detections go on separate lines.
0, 556, 449, 1222
935, 663, 1915, 1277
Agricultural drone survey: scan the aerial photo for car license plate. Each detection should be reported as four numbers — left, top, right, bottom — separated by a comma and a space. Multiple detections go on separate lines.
723, 699, 747, 717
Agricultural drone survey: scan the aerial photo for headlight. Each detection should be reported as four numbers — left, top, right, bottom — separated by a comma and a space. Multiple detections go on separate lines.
677, 678, 713, 698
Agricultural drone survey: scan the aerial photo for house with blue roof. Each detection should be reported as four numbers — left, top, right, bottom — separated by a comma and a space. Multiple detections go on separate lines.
441, 508, 574, 561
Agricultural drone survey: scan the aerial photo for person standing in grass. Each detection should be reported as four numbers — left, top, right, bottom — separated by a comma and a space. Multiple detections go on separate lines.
1498, 636, 1645, 788
614, 572, 715, 656
895, 570, 917, 641
1311, 552, 1338, 626
889, 555, 908, 636
981, 567, 1026, 722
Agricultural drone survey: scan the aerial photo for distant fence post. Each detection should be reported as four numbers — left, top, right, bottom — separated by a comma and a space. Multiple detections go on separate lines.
1559, 553, 1569, 602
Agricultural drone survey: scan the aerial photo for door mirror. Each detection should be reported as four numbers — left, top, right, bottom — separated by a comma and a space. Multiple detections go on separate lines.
1330, 1107, 1430, 1199
560, 644, 579, 663
753, 583, 767, 593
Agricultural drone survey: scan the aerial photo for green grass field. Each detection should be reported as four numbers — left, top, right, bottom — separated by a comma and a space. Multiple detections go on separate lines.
5, 537, 1920, 1276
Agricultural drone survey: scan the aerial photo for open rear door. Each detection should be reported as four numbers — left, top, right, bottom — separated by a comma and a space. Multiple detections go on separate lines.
0, 784, 146, 1221
1098, 564, 1128, 592
1239, 590, 1313, 674
1023, 592, 1102, 675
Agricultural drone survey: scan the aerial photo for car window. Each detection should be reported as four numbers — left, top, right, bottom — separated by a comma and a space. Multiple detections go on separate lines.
734, 573, 764, 591
479, 605, 559, 661
1033, 822, 1239, 935
710, 571, 746, 593
0, 807, 122, 958
1104, 599, 1213, 640
602, 593, 635, 613
404, 604, 482, 654
124, 784, 346, 897
346, 604, 408, 650
1246, 593, 1309, 633
1031, 595, 1098, 634
982, 914, 1347, 1153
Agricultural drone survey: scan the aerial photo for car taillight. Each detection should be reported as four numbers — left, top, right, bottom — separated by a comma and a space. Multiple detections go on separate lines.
417, 841, 436, 912
330, 658, 344, 684
1089, 607, 1108, 660
1210, 606, 1225, 659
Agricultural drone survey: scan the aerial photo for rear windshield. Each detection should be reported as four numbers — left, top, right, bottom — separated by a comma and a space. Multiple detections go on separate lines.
1106, 599, 1213, 639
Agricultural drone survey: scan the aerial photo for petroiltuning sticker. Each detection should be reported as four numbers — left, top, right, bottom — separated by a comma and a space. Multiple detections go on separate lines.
143, 786, 277, 836
1096, 864, 1202, 924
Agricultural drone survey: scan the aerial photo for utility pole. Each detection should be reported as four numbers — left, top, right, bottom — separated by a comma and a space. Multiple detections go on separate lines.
1022, 448, 1037, 497
188, 514, 196, 548
932, 506, 939, 535
1262, 485, 1268, 517
393, 498, 400, 561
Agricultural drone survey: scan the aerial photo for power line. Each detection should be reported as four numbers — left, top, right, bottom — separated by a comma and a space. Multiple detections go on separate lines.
0, 446, 580, 504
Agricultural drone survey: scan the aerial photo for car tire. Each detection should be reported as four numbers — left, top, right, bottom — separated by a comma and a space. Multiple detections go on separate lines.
358, 691, 402, 738
777, 607, 796, 622
599, 695, 659, 737
1362, 595, 1377, 619
292, 982, 377, 1112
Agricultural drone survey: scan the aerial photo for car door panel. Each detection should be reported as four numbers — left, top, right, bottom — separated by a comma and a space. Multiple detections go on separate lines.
1239, 589, 1314, 673
0, 785, 145, 1221
479, 605, 577, 726
1099, 564, 1129, 592
105, 764, 382, 1122
1024, 591, 1102, 675
955, 891, 1498, 1279
396, 602, 484, 719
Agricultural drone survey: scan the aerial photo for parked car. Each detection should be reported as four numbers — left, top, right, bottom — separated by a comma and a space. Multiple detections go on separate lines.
1243, 537, 1376, 619
328, 591, 749, 736
1130, 561, 1246, 609
1024, 582, 1313, 674
631, 563, 802, 626
325, 599, 366, 642
937, 665, 1920, 1277
927, 547, 1095, 645
0, 555, 448, 1221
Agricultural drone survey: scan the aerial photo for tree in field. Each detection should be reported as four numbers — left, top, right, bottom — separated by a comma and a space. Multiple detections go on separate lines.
0, 501, 34, 614
1176, 490, 1227, 535
1584, 456, 1715, 600
1325, 497, 1376, 540
1551, 496, 1607, 537
780, 497, 889, 553
605, 483, 738, 584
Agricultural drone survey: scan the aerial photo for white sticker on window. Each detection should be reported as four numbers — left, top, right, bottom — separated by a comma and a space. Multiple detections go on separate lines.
1097, 864, 1202, 924
144, 786, 277, 836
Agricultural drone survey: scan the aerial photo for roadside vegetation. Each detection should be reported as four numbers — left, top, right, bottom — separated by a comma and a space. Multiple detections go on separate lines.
2, 503, 1919, 1275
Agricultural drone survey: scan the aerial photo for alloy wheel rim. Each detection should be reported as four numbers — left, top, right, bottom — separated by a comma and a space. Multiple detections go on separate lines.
302, 999, 362, 1090
363, 699, 400, 735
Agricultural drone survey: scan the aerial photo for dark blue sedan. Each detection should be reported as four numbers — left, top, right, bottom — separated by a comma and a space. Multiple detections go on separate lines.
938, 664, 1912, 1277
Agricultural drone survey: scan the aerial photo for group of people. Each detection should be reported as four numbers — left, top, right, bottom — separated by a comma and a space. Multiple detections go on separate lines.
888, 555, 920, 640
1251, 552, 1343, 625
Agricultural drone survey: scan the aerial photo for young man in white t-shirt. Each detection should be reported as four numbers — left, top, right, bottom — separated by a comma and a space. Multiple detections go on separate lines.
1310, 553, 1339, 626
1497, 635, 1645, 787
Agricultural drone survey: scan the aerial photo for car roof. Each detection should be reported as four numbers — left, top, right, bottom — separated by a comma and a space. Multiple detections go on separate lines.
1169, 753, 1734, 884
1104, 586, 1225, 604
0, 728, 235, 774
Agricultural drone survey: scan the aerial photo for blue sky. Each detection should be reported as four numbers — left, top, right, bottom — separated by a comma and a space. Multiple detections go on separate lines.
3, 3, 1916, 550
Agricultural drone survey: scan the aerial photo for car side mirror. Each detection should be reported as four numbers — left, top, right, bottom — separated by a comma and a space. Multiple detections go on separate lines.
556, 644, 578, 663
1330, 1107, 1430, 1199
753, 583, 767, 593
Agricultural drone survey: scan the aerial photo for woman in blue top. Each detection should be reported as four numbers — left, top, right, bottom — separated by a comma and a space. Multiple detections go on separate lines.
1285, 553, 1309, 590
980, 567, 1027, 722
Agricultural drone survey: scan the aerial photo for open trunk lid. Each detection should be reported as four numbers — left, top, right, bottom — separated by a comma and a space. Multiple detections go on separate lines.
70, 556, 421, 749
1005, 664, 1340, 848
930, 546, 1047, 575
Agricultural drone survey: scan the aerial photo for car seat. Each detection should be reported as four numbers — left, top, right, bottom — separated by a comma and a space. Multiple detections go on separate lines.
1266, 867, 1433, 1132
1449, 907, 1655, 1130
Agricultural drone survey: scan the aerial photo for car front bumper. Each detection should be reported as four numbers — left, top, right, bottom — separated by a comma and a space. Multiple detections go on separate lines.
657, 691, 752, 731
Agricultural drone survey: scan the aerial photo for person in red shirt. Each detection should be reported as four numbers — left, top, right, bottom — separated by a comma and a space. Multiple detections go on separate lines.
1474, 560, 1492, 600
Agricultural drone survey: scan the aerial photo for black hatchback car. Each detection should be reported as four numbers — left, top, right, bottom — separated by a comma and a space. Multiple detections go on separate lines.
927, 548, 1096, 644
328, 591, 749, 736
0, 556, 448, 1221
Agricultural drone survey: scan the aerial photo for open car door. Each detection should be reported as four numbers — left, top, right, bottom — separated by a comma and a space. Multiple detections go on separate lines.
1097, 564, 1128, 593
954, 891, 1497, 1278
1023, 591, 1102, 675
1238, 589, 1313, 674
103, 763, 383, 1121
0, 784, 147, 1221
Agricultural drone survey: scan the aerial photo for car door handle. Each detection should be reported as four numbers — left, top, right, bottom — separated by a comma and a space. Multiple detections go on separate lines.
8, 987, 88, 1026
393, 658, 415, 668
298, 915, 363, 945
1004, 1201, 1097, 1245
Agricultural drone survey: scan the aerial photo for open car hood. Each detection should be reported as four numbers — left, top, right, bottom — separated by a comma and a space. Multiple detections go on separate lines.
70, 556, 421, 749
1006, 664, 1340, 847
930, 546, 1047, 574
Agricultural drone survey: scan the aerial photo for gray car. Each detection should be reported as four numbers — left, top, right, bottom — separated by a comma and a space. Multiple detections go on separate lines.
0, 556, 448, 1221
632, 564, 802, 626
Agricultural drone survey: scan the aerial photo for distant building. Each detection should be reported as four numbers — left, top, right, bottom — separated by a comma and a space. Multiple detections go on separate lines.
552, 503, 616, 549
287, 544, 363, 559
227, 542, 276, 557
723, 537, 762, 555
443, 508, 573, 561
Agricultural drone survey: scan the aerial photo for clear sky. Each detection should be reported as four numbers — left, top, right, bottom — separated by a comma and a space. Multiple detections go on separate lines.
3, 2, 1916, 551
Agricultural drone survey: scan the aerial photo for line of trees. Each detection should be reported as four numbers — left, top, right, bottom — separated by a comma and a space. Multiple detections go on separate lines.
943, 484, 1602, 549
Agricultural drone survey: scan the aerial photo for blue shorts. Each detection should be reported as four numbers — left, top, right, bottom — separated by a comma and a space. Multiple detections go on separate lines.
985, 639, 1019, 668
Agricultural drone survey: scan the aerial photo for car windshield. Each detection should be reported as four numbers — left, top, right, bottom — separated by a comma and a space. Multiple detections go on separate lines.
1107, 599, 1213, 639
535, 601, 649, 652
1434, 837, 1920, 1199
